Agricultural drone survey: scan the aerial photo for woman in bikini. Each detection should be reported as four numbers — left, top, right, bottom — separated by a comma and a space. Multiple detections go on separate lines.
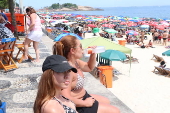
34, 55, 78, 113
53, 35, 120, 113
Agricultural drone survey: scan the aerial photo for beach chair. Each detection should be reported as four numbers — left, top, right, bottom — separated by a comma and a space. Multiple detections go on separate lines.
0, 38, 18, 71
151, 54, 164, 62
122, 55, 139, 63
163, 68, 170, 77
154, 66, 167, 75
161, 68, 168, 75
14, 43, 34, 63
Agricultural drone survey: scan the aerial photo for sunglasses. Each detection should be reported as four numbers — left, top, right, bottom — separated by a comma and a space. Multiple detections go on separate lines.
74, 44, 82, 49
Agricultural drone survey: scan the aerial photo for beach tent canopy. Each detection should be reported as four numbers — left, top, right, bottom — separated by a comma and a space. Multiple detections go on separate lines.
80, 37, 132, 54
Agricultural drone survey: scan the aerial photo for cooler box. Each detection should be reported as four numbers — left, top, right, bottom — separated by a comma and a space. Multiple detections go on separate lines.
118, 40, 126, 46
97, 66, 114, 88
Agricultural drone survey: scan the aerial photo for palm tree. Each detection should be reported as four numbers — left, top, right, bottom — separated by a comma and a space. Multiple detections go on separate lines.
0, 0, 8, 8
8, 0, 18, 37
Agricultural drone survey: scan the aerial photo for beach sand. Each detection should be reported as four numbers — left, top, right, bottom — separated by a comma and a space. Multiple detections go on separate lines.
84, 33, 170, 113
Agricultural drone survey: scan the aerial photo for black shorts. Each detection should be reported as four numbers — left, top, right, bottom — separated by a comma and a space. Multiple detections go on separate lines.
154, 36, 158, 40
163, 38, 167, 40
76, 91, 99, 113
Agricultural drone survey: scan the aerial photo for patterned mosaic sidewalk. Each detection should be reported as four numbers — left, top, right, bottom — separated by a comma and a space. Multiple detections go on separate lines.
0, 35, 51, 113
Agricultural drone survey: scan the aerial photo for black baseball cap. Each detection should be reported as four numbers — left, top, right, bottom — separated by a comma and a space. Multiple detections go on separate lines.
42, 55, 77, 73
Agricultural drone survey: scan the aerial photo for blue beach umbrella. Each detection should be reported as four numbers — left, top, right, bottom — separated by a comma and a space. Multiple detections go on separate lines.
54, 33, 83, 41
162, 50, 170, 56
105, 29, 118, 34
140, 25, 149, 28
99, 50, 127, 61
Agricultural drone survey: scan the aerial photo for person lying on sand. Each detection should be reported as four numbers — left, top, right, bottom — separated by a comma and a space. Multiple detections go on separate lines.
136, 42, 148, 48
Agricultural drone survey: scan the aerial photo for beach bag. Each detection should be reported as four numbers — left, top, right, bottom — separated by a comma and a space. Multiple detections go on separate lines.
5, 22, 15, 33
0, 100, 6, 113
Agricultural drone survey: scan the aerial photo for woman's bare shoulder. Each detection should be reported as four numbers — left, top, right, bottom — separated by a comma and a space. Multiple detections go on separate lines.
42, 99, 64, 113
30, 13, 37, 18
76, 59, 87, 68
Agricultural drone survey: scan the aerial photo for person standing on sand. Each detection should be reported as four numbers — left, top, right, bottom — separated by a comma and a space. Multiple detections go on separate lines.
140, 31, 145, 43
158, 31, 162, 44
153, 31, 159, 44
162, 30, 168, 46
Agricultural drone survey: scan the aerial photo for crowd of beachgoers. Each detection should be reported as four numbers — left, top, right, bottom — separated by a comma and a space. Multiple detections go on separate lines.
38, 12, 170, 48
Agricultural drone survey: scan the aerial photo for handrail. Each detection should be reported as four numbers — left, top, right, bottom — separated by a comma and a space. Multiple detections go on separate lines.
38, 14, 62, 39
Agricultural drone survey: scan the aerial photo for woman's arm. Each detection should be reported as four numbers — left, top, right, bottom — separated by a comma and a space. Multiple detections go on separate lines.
28, 13, 36, 31
0, 16, 6, 23
77, 53, 96, 72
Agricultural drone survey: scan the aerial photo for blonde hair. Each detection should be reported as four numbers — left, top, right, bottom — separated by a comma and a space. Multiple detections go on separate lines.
53, 35, 77, 59
33, 69, 57, 113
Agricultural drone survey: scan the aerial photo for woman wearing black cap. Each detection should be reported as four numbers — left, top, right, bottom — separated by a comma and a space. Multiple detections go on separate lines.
53, 36, 120, 113
34, 55, 78, 113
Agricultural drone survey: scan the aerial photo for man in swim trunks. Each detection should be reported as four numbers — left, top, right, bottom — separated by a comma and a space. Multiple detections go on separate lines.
162, 30, 168, 46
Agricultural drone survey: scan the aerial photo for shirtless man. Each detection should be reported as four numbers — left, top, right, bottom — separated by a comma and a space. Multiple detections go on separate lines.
162, 30, 168, 46
140, 31, 145, 43
153, 31, 159, 43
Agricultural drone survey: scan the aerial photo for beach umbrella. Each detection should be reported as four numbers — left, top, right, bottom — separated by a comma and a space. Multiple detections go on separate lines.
92, 28, 100, 33
126, 30, 138, 36
80, 37, 132, 54
99, 50, 127, 61
156, 25, 165, 30
140, 25, 149, 28
54, 33, 83, 41
162, 50, 170, 56
105, 29, 118, 34
87, 24, 97, 28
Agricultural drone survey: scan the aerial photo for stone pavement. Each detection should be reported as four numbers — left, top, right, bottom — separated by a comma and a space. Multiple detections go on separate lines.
0, 34, 134, 113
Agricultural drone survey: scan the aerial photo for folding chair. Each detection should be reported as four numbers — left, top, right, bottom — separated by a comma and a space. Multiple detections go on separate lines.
154, 66, 166, 75
151, 54, 164, 62
163, 68, 170, 77
14, 43, 34, 63
0, 38, 18, 71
